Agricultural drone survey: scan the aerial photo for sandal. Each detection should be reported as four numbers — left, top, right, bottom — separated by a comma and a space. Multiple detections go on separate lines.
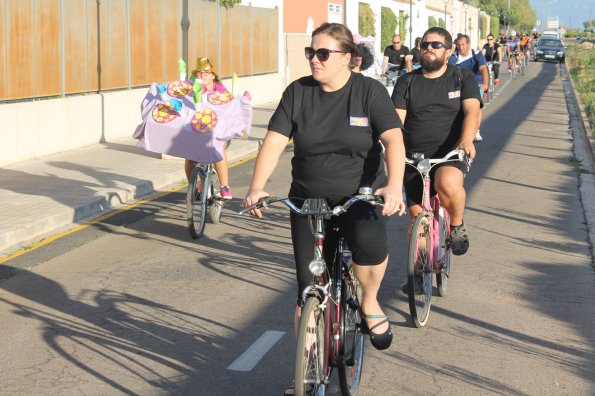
360, 314, 393, 350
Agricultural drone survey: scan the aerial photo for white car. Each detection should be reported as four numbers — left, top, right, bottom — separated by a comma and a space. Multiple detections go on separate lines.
540, 30, 560, 39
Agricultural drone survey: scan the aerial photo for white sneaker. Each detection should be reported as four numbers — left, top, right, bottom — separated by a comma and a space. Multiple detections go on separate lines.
474, 130, 483, 142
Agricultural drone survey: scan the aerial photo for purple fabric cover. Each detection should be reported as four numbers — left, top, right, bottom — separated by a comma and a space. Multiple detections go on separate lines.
133, 82, 252, 163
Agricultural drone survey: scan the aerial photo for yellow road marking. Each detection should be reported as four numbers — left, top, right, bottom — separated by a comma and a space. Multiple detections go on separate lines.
0, 154, 257, 264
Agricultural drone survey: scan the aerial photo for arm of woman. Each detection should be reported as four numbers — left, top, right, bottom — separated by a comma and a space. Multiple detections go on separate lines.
244, 130, 290, 218
377, 128, 406, 216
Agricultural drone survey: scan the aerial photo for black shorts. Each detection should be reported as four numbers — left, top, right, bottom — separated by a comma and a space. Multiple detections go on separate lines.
290, 201, 388, 305
403, 160, 468, 207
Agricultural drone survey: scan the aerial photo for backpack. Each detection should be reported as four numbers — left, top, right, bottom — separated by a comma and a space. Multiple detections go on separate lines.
451, 49, 482, 74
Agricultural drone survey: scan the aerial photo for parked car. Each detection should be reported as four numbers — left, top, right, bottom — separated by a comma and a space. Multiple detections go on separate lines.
534, 38, 565, 63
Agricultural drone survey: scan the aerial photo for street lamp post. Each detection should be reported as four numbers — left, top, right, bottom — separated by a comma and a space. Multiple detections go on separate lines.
464, 1, 469, 35
443, 0, 448, 28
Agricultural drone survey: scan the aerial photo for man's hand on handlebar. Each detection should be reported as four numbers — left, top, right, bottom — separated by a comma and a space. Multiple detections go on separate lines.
374, 185, 406, 217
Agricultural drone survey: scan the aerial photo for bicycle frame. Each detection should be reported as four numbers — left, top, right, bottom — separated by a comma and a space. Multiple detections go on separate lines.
416, 164, 447, 273
407, 150, 470, 273
240, 191, 381, 392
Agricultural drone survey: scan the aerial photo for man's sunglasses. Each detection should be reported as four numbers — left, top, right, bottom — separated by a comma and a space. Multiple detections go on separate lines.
420, 41, 449, 50
305, 47, 346, 62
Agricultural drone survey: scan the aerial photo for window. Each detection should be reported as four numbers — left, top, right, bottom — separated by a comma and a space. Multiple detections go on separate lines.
328, 3, 342, 24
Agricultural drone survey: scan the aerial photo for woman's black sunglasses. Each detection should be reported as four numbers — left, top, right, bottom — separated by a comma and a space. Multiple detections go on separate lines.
305, 47, 346, 62
420, 41, 449, 50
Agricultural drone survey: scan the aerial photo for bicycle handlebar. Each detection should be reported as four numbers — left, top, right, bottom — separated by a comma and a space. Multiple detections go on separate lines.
405, 149, 469, 165
239, 192, 384, 217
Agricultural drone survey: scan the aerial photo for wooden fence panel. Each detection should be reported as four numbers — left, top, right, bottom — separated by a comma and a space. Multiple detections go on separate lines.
104, 0, 128, 89
35, 0, 61, 96
0, 0, 6, 98
147, 0, 166, 82
162, 0, 180, 82
5, 0, 35, 99
252, 7, 278, 74
63, 0, 89, 94
0, 0, 278, 101
129, 0, 148, 86
189, 0, 219, 77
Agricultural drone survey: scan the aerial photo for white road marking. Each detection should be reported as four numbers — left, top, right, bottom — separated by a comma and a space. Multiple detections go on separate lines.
227, 330, 285, 371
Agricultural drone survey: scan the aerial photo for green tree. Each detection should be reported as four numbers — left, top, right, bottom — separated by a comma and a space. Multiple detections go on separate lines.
399, 11, 409, 43
210, 0, 242, 7
359, 3, 376, 37
490, 15, 500, 35
428, 16, 438, 28
381, 7, 398, 49
438, 17, 446, 28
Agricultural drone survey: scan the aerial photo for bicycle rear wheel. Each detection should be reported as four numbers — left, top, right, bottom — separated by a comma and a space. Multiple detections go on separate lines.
436, 207, 451, 297
187, 166, 208, 239
338, 266, 364, 396
295, 297, 326, 396
407, 214, 432, 328
207, 170, 223, 224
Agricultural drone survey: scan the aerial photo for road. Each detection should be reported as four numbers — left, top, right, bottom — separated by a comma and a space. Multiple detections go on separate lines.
1, 60, 594, 395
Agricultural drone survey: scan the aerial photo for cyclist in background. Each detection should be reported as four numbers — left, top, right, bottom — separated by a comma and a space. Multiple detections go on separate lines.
498, 32, 508, 58
506, 33, 521, 74
448, 34, 488, 142
382, 34, 410, 83
519, 32, 531, 63
405, 37, 422, 72
482, 33, 502, 85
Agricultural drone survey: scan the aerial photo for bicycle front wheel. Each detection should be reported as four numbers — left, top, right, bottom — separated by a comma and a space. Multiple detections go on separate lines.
338, 270, 364, 396
407, 214, 432, 328
295, 297, 326, 396
436, 207, 451, 297
187, 166, 208, 239
207, 170, 223, 224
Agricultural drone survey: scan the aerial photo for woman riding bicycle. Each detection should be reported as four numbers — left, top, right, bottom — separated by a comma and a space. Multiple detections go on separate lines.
244, 22, 406, 363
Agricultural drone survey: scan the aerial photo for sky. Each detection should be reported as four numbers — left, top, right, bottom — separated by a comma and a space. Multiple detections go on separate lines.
530, 0, 593, 29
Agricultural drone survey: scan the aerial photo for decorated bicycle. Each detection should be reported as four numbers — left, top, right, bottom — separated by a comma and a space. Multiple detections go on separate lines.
133, 59, 252, 239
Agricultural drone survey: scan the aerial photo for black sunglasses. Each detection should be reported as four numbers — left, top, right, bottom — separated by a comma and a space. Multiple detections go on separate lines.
305, 47, 346, 62
420, 41, 449, 50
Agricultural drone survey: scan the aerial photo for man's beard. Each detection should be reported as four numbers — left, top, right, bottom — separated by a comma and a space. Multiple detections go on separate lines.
421, 53, 445, 72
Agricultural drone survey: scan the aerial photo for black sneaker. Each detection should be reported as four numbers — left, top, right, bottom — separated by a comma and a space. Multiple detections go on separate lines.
449, 223, 469, 256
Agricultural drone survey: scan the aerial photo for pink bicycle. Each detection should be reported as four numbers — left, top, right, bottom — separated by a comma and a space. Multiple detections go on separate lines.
405, 150, 471, 328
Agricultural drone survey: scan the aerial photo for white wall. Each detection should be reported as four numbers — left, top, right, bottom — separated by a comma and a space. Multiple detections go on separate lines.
0, 73, 284, 167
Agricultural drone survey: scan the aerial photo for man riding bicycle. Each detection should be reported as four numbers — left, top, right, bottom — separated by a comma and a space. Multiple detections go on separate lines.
507, 34, 521, 73
519, 32, 531, 63
391, 27, 482, 256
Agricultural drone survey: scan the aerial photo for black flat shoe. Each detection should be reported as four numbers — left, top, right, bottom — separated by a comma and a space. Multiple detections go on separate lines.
360, 314, 393, 350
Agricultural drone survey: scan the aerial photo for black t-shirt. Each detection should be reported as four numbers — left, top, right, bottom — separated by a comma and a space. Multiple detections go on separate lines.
391, 65, 481, 156
410, 47, 421, 64
383, 45, 410, 70
268, 73, 402, 202
482, 43, 500, 61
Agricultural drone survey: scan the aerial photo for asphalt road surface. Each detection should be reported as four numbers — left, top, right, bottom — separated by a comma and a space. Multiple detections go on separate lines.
1, 60, 594, 395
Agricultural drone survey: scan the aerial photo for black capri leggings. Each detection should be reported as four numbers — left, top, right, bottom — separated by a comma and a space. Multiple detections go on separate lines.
290, 201, 388, 305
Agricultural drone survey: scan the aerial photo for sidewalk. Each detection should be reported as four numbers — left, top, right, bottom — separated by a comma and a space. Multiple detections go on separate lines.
0, 102, 277, 256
